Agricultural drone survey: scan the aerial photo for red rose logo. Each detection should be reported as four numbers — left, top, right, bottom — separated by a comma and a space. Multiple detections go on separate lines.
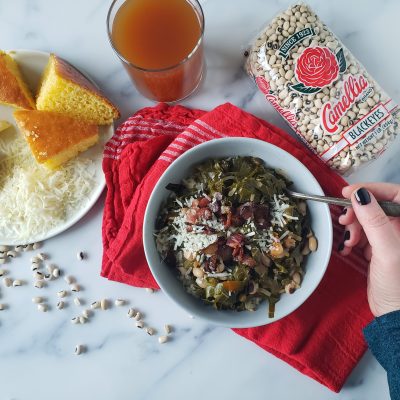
295, 47, 339, 88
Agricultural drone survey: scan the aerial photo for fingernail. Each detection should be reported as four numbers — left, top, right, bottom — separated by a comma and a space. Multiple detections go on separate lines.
340, 208, 347, 215
354, 188, 371, 205
344, 230, 350, 241
338, 242, 344, 252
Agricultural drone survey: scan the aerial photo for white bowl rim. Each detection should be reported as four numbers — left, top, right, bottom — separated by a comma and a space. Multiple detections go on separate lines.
143, 137, 333, 328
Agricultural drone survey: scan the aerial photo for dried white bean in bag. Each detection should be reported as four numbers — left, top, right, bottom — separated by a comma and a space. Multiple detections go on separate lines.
245, 3, 399, 175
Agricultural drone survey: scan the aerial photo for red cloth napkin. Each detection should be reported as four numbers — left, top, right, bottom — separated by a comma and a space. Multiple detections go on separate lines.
101, 102, 373, 392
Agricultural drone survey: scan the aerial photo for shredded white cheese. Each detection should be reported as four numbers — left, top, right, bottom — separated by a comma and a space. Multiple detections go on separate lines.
254, 226, 275, 252
203, 216, 225, 231
156, 187, 301, 261
271, 194, 293, 227
169, 211, 218, 253
0, 129, 97, 241
279, 231, 290, 240
206, 272, 230, 278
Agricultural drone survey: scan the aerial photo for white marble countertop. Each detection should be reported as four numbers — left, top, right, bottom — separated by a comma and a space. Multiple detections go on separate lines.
1, 0, 399, 399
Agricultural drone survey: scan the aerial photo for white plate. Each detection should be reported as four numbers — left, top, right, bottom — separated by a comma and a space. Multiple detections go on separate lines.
0, 49, 113, 245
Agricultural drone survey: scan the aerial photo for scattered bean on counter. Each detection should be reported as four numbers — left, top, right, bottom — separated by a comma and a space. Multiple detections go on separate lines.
46, 264, 55, 273
164, 324, 172, 335
37, 303, 48, 312
36, 252, 47, 261
71, 283, 80, 292
14, 245, 24, 253
32, 296, 43, 304
43, 273, 52, 282
0, 244, 175, 355
64, 275, 74, 285
115, 299, 125, 307
158, 336, 168, 344
57, 290, 67, 298
136, 321, 144, 329
33, 271, 43, 280
146, 327, 155, 336
34, 280, 45, 289
91, 301, 100, 310
74, 344, 85, 355
56, 301, 65, 310
2, 277, 12, 287
100, 299, 108, 310
31, 256, 40, 264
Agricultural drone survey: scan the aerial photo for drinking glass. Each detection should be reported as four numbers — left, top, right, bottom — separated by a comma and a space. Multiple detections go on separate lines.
107, 0, 205, 103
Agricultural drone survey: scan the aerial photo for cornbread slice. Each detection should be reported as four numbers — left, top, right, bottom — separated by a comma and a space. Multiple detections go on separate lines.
0, 50, 35, 109
14, 110, 99, 169
0, 120, 11, 133
36, 54, 120, 125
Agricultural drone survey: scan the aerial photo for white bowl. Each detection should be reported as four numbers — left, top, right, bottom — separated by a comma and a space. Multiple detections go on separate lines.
143, 138, 332, 328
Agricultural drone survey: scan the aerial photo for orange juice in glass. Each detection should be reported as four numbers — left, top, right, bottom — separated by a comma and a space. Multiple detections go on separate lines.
107, 0, 205, 102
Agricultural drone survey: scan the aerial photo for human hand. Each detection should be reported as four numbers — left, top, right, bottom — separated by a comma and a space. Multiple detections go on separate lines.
338, 183, 400, 317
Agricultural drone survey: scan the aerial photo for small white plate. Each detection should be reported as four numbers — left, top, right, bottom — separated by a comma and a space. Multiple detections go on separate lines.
0, 49, 113, 245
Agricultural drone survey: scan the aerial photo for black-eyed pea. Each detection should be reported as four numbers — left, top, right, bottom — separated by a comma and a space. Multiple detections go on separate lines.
192, 268, 204, 278
308, 236, 318, 252
301, 242, 310, 256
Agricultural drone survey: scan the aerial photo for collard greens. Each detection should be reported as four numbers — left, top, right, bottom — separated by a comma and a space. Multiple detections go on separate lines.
155, 156, 314, 317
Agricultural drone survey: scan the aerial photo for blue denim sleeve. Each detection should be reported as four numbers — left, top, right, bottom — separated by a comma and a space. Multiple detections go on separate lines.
364, 310, 400, 400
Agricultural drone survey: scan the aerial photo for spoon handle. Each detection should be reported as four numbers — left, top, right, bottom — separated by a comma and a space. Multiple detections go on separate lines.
287, 190, 400, 217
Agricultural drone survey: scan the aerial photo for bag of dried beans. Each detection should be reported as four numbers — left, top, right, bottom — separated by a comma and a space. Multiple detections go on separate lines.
245, 3, 400, 175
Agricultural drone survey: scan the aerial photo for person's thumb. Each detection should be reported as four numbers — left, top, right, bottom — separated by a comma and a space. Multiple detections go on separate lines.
351, 187, 397, 252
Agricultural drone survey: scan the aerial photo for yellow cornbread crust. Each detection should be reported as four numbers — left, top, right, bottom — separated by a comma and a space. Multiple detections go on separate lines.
13, 110, 99, 169
36, 54, 120, 125
0, 51, 36, 110
0, 120, 11, 133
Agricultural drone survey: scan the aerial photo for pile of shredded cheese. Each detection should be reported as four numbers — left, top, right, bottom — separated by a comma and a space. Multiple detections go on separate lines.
0, 129, 97, 241
270, 194, 299, 228
156, 192, 301, 258
170, 210, 219, 252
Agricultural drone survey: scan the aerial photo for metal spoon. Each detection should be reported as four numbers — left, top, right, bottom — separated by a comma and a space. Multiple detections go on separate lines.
286, 189, 400, 217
